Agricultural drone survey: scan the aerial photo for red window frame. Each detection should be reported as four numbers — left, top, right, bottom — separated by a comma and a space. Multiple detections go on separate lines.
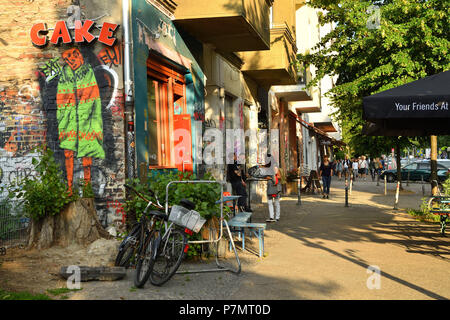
146, 55, 187, 169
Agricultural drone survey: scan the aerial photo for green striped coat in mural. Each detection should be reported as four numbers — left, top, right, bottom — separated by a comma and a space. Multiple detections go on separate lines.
56, 63, 105, 159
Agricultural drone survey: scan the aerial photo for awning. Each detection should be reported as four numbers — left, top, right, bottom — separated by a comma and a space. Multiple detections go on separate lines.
291, 112, 346, 147
362, 70, 450, 136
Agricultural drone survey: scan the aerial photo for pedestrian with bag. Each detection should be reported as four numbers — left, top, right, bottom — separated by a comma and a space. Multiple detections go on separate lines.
369, 157, 377, 181
342, 155, 352, 180
263, 154, 281, 222
359, 156, 368, 181
227, 153, 251, 212
319, 155, 334, 199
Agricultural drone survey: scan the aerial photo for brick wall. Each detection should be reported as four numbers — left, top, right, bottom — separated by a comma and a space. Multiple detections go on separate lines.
0, 0, 126, 227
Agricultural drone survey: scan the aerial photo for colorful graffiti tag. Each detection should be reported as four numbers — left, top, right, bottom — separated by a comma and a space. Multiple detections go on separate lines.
34, 43, 124, 225
37, 46, 121, 195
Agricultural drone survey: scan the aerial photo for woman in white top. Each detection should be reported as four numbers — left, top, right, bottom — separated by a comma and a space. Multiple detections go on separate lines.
352, 158, 359, 180
359, 156, 368, 180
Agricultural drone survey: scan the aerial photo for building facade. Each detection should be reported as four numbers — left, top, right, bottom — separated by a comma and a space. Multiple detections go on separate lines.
0, 0, 126, 226
0, 0, 344, 227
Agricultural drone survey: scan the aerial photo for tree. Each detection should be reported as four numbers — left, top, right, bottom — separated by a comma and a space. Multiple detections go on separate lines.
297, 0, 449, 188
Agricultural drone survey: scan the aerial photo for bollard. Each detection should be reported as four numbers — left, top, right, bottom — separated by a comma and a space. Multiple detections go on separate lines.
393, 181, 400, 210
407, 172, 410, 186
384, 175, 387, 195
297, 177, 301, 206
345, 179, 349, 207
349, 177, 353, 195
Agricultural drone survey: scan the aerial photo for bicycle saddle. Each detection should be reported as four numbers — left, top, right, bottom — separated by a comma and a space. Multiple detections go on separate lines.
179, 199, 195, 210
148, 210, 168, 221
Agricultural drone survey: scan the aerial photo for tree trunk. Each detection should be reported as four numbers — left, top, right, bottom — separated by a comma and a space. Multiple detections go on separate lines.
28, 198, 111, 250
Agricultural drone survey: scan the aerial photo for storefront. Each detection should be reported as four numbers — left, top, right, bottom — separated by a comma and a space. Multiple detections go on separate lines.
131, 0, 205, 175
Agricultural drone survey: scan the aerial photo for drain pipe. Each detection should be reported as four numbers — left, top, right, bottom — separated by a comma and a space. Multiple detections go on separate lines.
122, 0, 135, 181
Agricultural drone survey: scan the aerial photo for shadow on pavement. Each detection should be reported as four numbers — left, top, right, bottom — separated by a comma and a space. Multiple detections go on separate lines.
244, 180, 449, 299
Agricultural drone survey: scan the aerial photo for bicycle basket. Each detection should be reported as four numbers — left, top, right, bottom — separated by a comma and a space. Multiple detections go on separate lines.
168, 205, 206, 233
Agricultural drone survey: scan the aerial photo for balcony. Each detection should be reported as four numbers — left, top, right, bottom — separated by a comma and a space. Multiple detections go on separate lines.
174, 0, 272, 52
238, 23, 298, 87
313, 122, 338, 133
271, 64, 313, 102
292, 65, 322, 112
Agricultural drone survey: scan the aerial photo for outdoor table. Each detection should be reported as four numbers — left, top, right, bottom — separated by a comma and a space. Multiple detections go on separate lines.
216, 195, 241, 217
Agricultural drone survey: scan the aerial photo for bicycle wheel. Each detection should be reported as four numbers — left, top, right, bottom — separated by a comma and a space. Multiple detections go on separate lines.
134, 230, 159, 288
149, 228, 188, 286
115, 225, 141, 268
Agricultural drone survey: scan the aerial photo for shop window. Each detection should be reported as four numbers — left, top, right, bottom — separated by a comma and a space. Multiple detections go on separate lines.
147, 77, 171, 167
146, 55, 189, 169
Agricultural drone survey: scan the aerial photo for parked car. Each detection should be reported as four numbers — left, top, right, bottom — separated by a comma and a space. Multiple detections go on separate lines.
437, 159, 450, 168
380, 160, 450, 183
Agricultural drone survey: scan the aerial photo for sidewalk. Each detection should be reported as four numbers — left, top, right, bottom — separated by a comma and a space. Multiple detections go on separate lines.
1, 179, 448, 300
230, 179, 450, 300
68, 179, 449, 300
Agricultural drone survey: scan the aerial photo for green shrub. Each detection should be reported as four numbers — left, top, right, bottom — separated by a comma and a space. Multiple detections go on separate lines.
6, 145, 78, 221
407, 176, 450, 223
81, 181, 94, 198
125, 170, 230, 258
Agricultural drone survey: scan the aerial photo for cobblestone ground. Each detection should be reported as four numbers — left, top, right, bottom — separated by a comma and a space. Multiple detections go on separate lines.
68, 178, 449, 300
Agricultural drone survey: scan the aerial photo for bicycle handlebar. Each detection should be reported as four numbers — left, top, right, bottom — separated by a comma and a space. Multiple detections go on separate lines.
124, 184, 164, 210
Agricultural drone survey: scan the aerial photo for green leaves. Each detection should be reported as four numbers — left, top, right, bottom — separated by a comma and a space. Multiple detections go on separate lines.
7, 144, 78, 221
297, 0, 450, 155
124, 170, 223, 257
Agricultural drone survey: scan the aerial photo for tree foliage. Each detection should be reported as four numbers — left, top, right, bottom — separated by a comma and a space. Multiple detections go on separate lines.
125, 170, 229, 258
297, 0, 450, 157
5, 145, 78, 221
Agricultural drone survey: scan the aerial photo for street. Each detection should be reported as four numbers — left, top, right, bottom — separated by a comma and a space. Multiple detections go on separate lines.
68, 179, 450, 300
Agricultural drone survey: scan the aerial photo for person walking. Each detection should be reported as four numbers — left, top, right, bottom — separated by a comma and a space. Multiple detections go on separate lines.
376, 157, 383, 176
352, 158, 359, 181
263, 155, 281, 222
227, 153, 251, 212
319, 155, 334, 199
380, 155, 386, 171
369, 157, 377, 181
359, 156, 368, 180
342, 155, 352, 180
336, 159, 343, 180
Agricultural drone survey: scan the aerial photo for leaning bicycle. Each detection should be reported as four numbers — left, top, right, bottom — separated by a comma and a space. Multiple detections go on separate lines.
427, 180, 450, 236
125, 186, 206, 287
146, 202, 205, 286
115, 185, 165, 269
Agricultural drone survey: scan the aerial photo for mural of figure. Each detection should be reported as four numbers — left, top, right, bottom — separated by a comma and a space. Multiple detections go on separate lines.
57, 47, 105, 195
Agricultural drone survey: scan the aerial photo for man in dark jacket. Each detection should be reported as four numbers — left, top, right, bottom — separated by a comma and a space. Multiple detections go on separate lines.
227, 153, 251, 212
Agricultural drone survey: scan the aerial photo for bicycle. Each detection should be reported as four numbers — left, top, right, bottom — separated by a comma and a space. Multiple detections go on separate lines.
114, 185, 165, 269
427, 180, 449, 236
123, 184, 205, 288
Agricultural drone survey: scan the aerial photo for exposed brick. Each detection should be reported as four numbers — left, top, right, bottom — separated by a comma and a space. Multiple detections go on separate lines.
0, 0, 126, 226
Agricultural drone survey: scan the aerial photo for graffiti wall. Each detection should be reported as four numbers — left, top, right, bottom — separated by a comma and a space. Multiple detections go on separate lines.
0, 0, 125, 227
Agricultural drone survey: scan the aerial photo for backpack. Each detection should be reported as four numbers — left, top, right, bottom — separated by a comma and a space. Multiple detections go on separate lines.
267, 176, 281, 196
